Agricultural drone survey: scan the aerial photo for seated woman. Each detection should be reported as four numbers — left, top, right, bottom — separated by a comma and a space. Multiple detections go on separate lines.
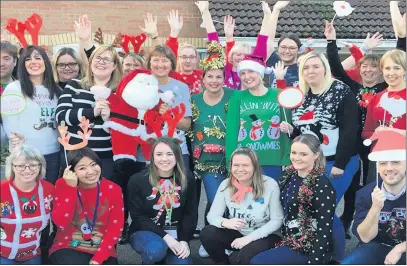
1, 145, 54, 265
251, 134, 336, 264
200, 147, 283, 265
127, 137, 198, 265
49, 147, 123, 265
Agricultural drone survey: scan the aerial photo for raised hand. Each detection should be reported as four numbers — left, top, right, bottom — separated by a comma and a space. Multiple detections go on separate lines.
273, 1, 290, 11
63, 166, 78, 187
195, 1, 209, 14
324, 20, 336, 40
363, 32, 383, 50
9, 132, 24, 149
168, 10, 183, 33
74, 14, 92, 41
273, 61, 288, 80
139, 13, 158, 39
371, 186, 386, 212
261, 1, 272, 16
224, 15, 235, 40
93, 27, 104, 45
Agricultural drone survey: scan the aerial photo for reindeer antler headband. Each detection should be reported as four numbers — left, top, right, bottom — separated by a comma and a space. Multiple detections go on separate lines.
6, 13, 42, 47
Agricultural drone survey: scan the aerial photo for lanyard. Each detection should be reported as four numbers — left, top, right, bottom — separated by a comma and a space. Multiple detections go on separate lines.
283, 176, 297, 223
77, 182, 100, 232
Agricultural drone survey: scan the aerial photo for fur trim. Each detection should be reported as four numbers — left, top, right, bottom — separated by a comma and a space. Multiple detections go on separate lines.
113, 154, 137, 162
103, 121, 140, 136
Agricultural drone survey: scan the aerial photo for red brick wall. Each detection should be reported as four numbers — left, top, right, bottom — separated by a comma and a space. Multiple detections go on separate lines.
0, 1, 206, 38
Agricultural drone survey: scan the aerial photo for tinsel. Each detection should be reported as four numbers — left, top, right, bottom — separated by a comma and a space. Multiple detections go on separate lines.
276, 165, 323, 254
200, 41, 226, 72
191, 102, 199, 122
203, 126, 226, 139
193, 160, 226, 175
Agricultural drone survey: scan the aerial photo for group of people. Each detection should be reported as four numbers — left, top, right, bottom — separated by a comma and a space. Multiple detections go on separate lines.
0, 0, 406, 265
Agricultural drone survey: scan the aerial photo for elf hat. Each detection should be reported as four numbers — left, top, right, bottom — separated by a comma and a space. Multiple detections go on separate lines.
237, 53, 272, 78
363, 130, 406, 161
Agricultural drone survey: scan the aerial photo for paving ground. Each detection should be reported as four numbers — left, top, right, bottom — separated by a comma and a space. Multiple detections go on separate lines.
0, 166, 362, 264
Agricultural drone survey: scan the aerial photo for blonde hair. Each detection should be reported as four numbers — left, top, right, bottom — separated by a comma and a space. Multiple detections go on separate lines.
52, 47, 85, 84
298, 52, 334, 95
226, 147, 264, 200
81, 45, 123, 91
5, 145, 46, 181
176, 43, 200, 72
380, 49, 406, 72
228, 43, 252, 64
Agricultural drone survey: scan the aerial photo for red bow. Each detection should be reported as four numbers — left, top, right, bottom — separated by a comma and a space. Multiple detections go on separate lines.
231, 178, 253, 204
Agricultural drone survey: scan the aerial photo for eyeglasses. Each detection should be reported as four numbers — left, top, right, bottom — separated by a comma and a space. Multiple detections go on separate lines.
13, 164, 41, 171
279, 46, 298, 52
56, 62, 79, 69
94, 56, 114, 64
179, 55, 197, 61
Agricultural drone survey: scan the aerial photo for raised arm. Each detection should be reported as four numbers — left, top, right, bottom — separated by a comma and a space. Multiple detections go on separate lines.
74, 15, 93, 67
139, 13, 160, 49
390, 1, 406, 51
166, 10, 184, 57
195, 1, 217, 36
265, 1, 290, 60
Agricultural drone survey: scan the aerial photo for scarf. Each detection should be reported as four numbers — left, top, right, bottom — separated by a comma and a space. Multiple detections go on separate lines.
250, 125, 262, 139
231, 178, 253, 204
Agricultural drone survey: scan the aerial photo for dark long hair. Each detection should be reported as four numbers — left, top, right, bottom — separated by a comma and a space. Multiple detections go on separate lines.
17, 45, 61, 100
66, 147, 103, 179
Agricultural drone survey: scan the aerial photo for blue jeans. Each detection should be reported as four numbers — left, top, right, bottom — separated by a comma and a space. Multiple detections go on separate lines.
44, 151, 60, 185
199, 171, 226, 225
261, 166, 282, 182
341, 242, 406, 265
0, 256, 42, 265
251, 246, 308, 264
182, 154, 190, 171
129, 231, 193, 264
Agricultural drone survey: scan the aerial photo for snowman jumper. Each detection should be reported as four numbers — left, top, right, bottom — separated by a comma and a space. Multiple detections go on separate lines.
1, 179, 54, 262
292, 80, 359, 170
49, 178, 124, 264
127, 169, 198, 242
362, 88, 406, 140
190, 88, 235, 175
226, 88, 292, 167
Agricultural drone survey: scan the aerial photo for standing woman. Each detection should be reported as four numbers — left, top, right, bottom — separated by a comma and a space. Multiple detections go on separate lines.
49, 147, 123, 265
52, 47, 85, 89
226, 54, 292, 181
189, 41, 235, 257
145, 45, 192, 169
362, 49, 406, 139
251, 134, 336, 264
1, 145, 55, 264
200, 147, 283, 264
280, 52, 359, 261
122, 52, 146, 76
55, 45, 122, 179
127, 137, 198, 264
2, 45, 62, 184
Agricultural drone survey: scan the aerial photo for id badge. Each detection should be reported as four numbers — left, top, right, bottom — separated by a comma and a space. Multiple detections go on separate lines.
163, 226, 178, 239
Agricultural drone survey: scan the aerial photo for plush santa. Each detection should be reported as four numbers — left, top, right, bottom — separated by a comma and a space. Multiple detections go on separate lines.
101, 69, 182, 161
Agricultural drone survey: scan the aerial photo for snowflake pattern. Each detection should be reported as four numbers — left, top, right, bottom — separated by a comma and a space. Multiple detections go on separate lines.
21, 228, 38, 238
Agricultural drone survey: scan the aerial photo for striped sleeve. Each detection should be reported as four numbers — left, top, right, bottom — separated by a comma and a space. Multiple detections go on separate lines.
56, 80, 95, 126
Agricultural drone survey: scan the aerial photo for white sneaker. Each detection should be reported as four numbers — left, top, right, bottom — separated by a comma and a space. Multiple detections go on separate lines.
225, 249, 233, 256
199, 245, 210, 258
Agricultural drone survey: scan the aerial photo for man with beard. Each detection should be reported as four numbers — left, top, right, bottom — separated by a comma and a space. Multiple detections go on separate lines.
342, 130, 406, 265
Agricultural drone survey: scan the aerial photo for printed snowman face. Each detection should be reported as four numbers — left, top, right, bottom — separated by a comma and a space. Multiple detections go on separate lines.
80, 223, 92, 234
270, 115, 280, 124
1, 227, 6, 240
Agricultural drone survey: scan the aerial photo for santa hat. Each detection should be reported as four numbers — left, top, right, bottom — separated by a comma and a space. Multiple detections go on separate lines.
363, 130, 406, 161
237, 52, 272, 78
115, 69, 152, 97
296, 110, 315, 125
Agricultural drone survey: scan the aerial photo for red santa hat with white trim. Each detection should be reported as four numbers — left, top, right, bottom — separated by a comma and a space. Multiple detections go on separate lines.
296, 107, 316, 125
363, 130, 406, 161
237, 51, 272, 78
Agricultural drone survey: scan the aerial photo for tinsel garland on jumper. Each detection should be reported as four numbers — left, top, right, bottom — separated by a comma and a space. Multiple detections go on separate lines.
276, 165, 323, 254
193, 160, 226, 175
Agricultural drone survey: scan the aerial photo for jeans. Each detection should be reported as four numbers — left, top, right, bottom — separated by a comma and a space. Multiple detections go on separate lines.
0, 256, 42, 265
44, 151, 60, 185
325, 155, 360, 261
341, 242, 406, 265
49, 248, 118, 264
251, 245, 308, 265
129, 231, 193, 265
261, 166, 282, 182
200, 225, 281, 264
199, 171, 226, 225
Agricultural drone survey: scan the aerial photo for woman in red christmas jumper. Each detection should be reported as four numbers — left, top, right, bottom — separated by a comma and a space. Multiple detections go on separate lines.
362, 49, 406, 139
1, 145, 55, 264
49, 147, 124, 265
127, 137, 198, 264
